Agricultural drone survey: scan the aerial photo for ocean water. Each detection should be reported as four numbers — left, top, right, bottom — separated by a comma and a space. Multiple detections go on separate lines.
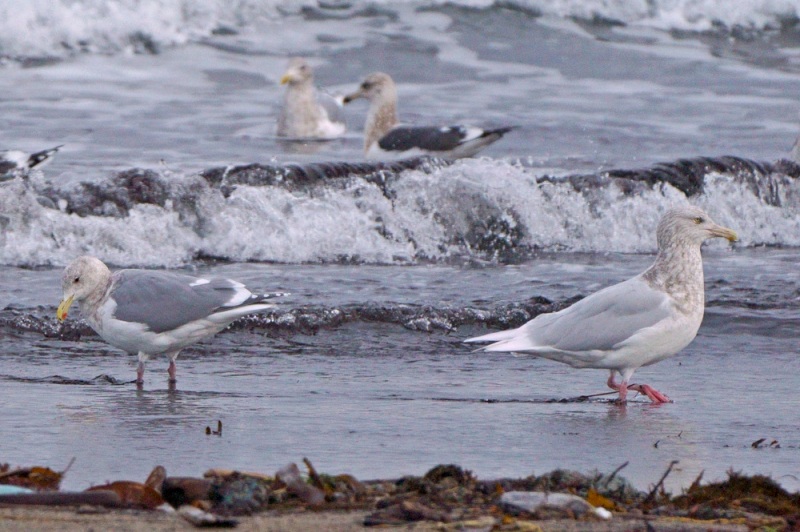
1, 0, 799, 493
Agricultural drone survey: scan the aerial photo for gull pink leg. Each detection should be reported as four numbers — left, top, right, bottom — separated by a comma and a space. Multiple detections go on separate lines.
168, 360, 177, 383
136, 352, 151, 386
606, 372, 628, 403
628, 384, 671, 403
609, 371, 671, 403
136, 361, 145, 384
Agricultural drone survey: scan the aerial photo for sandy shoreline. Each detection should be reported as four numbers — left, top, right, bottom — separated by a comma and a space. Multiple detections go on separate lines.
1, 462, 796, 531
0, 506, 758, 531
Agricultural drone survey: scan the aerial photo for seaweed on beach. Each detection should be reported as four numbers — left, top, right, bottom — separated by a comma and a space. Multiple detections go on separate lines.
671, 470, 800, 518
0, 461, 71, 492
2, 458, 800, 530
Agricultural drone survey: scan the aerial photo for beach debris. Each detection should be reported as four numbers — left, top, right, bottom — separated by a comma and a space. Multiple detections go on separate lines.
0, 490, 123, 507
500, 491, 611, 520
364, 500, 451, 526
362, 464, 641, 526
208, 471, 272, 515
0, 485, 34, 495
203, 469, 273, 482
363, 464, 476, 525
206, 420, 223, 436
643, 460, 679, 507
0, 462, 67, 491
586, 487, 617, 511
319, 473, 367, 504
145, 465, 167, 493
485, 468, 641, 506
302, 457, 324, 492
295, 457, 367, 504
2, 458, 798, 528
178, 504, 239, 527
751, 438, 780, 449
424, 463, 474, 485
671, 471, 800, 519
275, 462, 325, 506
86, 480, 164, 509
161, 477, 212, 508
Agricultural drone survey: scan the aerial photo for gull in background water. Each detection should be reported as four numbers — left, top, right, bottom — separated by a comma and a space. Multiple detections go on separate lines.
0, 145, 62, 182
57, 256, 285, 386
343, 72, 514, 160
465, 206, 738, 404
277, 57, 346, 140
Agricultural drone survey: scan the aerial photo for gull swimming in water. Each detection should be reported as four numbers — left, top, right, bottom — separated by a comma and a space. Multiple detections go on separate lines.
57, 256, 284, 386
465, 206, 738, 404
277, 57, 346, 139
342, 72, 513, 160
0, 145, 62, 182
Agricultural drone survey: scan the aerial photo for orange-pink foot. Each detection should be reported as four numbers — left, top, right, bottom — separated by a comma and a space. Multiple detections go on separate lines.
606, 374, 670, 403
628, 384, 671, 403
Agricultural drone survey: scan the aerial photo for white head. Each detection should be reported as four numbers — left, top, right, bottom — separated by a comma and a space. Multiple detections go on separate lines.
342, 72, 397, 105
280, 57, 314, 87
57, 256, 112, 321
343, 72, 399, 150
656, 206, 738, 250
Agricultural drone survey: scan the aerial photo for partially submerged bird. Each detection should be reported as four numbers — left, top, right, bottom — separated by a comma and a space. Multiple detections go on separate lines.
465, 206, 738, 404
0, 145, 62, 182
342, 72, 513, 160
277, 57, 346, 139
57, 256, 283, 386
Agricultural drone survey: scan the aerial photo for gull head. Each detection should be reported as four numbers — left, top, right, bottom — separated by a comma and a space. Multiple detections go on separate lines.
280, 57, 314, 86
57, 256, 112, 321
343, 72, 396, 105
657, 206, 738, 250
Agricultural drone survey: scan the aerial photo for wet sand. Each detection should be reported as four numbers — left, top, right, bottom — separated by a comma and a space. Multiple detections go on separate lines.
0, 506, 755, 531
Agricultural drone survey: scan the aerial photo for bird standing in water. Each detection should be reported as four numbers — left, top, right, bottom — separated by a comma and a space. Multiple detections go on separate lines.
57, 256, 283, 387
465, 206, 738, 403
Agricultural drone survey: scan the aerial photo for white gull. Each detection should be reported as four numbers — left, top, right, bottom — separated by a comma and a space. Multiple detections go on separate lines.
277, 57, 346, 140
57, 256, 283, 386
465, 206, 738, 403
342, 72, 513, 160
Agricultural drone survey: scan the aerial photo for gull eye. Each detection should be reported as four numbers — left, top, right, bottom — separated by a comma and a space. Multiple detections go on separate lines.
693, 217, 704, 224
73, 276, 80, 283
361, 82, 371, 90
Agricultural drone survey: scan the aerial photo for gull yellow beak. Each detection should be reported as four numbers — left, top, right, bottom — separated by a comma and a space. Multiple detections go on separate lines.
57, 294, 74, 322
280, 74, 292, 85
711, 225, 738, 242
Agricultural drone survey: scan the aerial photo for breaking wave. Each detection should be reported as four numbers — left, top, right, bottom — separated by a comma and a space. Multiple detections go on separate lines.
0, 0, 796, 62
1, 155, 799, 268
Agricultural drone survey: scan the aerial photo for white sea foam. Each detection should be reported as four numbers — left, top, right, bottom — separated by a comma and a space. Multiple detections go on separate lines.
436, 0, 800, 32
0, 0, 282, 58
0, 0, 796, 60
2, 158, 799, 268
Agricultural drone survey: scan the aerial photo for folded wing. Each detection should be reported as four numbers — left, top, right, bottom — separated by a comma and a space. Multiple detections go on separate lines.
467, 276, 673, 354
109, 270, 272, 334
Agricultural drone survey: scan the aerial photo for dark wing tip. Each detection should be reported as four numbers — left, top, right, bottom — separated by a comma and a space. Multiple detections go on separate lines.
27, 145, 63, 169
255, 291, 290, 302
482, 126, 517, 138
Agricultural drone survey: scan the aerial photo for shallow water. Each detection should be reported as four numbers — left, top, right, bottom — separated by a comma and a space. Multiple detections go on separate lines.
1, 0, 799, 495
2, 248, 799, 492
